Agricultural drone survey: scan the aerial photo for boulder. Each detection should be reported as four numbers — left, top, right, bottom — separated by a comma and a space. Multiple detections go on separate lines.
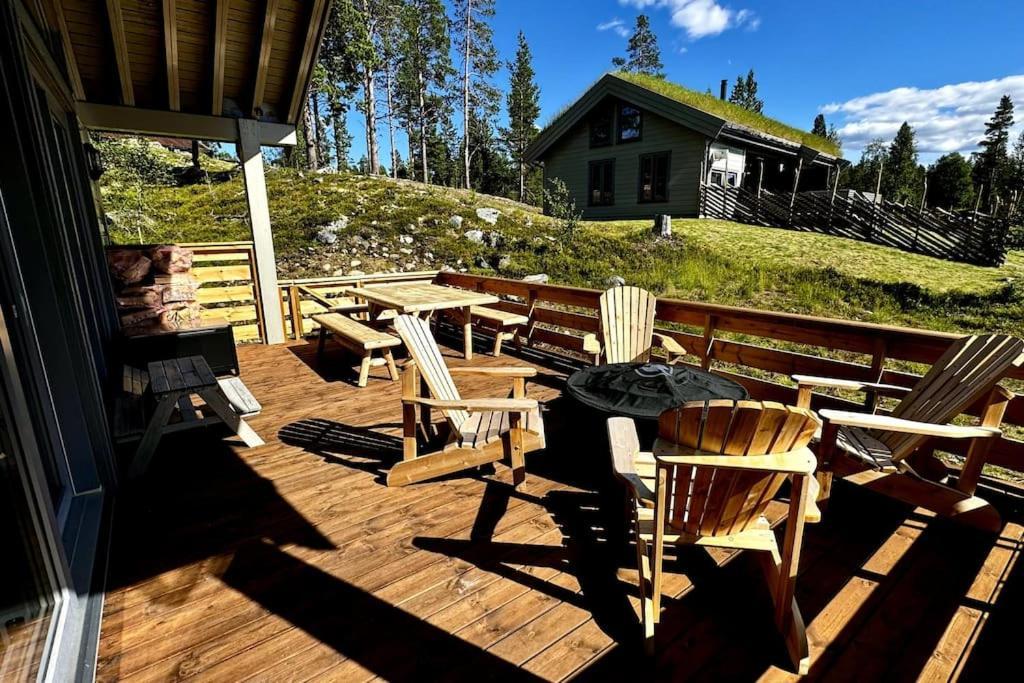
315, 227, 338, 245
522, 274, 549, 284
606, 275, 626, 287
484, 231, 503, 248
476, 207, 501, 225
464, 229, 485, 243
449, 215, 464, 229
497, 255, 512, 270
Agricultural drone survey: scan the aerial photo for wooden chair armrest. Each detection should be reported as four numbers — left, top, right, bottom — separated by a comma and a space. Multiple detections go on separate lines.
651, 332, 686, 356
582, 333, 601, 355
817, 410, 1001, 439
653, 444, 817, 475
403, 397, 538, 413
447, 367, 537, 378
792, 374, 911, 397
607, 417, 655, 505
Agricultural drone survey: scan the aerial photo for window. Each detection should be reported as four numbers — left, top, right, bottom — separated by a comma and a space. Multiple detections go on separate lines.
588, 159, 615, 206
710, 170, 724, 187
617, 103, 642, 143
589, 106, 613, 148
638, 152, 671, 203
726, 171, 739, 187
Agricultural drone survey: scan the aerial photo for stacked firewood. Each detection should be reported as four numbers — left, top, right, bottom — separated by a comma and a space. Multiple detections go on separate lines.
107, 245, 203, 336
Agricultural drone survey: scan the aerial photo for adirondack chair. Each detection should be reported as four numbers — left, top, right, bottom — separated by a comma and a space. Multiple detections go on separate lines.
389, 314, 546, 487
794, 333, 1024, 532
608, 400, 820, 674
582, 286, 687, 365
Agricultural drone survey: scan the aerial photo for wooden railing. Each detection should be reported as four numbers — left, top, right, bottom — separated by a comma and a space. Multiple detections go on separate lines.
185, 241, 264, 343
436, 271, 1024, 477
278, 271, 439, 339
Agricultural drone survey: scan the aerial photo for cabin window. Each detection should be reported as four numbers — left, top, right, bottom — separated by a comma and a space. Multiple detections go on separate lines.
589, 106, 614, 148
638, 152, 671, 203
617, 103, 642, 143
588, 159, 615, 206
709, 170, 724, 187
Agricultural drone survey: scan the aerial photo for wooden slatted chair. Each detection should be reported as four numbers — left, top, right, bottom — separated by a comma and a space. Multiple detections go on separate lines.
582, 285, 686, 365
794, 333, 1024, 532
389, 314, 545, 487
609, 400, 819, 673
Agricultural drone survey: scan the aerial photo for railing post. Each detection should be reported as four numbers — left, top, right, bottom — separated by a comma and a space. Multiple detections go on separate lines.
525, 289, 538, 348
865, 338, 887, 412
289, 285, 303, 339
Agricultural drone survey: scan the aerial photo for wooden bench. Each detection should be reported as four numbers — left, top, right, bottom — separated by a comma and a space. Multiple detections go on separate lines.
467, 306, 528, 356
312, 312, 401, 387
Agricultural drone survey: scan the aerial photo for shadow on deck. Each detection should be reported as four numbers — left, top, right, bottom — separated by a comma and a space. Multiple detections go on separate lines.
96, 335, 1024, 681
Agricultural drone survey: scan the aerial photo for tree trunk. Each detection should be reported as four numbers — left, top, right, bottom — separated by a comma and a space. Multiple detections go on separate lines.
417, 69, 429, 184
303, 101, 318, 170
385, 68, 398, 178
311, 93, 324, 169
363, 66, 378, 175
191, 140, 201, 170
519, 157, 526, 203
332, 106, 346, 171
462, 0, 472, 189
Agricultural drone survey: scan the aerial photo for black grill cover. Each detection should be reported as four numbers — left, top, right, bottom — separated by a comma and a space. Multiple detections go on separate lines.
566, 362, 748, 420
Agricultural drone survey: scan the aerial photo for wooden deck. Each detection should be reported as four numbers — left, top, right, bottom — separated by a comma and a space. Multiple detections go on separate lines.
96, 334, 1024, 681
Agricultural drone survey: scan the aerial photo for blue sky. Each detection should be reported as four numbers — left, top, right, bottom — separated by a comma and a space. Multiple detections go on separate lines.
345, 0, 1024, 165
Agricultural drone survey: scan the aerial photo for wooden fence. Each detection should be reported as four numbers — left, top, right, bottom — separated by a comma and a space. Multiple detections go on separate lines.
435, 271, 1024, 478
701, 183, 1011, 266
185, 242, 265, 343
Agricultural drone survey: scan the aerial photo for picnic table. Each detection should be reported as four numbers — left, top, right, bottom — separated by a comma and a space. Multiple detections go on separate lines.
127, 356, 264, 478
342, 283, 498, 360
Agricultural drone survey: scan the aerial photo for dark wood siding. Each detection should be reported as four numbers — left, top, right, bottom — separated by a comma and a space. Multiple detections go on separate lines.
542, 105, 706, 219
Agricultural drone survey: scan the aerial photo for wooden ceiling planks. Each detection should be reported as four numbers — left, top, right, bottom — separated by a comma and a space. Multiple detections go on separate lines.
49, 0, 328, 124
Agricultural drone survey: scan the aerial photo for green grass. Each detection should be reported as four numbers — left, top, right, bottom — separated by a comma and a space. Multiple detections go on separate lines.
102, 159, 1024, 338
610, 71, 842, 157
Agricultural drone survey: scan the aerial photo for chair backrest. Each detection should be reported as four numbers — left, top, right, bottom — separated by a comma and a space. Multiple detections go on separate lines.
393, 314, 468, 430
657, 400, 818, 537
882, 334, 1024, 461
598, 286, 658, 364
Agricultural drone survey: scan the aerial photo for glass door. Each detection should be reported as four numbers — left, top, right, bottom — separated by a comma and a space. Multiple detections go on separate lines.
0, 334, 62, 682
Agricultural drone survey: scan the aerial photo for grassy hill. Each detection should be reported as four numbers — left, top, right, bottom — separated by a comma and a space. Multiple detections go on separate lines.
98, 139, 1024, 338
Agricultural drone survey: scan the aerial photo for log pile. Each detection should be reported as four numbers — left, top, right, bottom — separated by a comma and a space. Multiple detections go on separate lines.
107, 245, 202, 336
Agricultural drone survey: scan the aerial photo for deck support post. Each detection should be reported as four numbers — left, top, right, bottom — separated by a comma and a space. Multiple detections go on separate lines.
237, 118, 286, 343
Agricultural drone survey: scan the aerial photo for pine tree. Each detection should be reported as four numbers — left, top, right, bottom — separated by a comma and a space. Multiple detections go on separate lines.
453, 0, 500, 189
317, 0, 370, 170
375, 2, 403, 177
614, 15, 663, 77
812, 114, 828, 138
502, 31, 540, 203
882, 122, 921, 204
728, 75, 746, 107
396, 0, 452, 184
843, 138, 887, 195
927, 153, 975, 210
973, 95, 1015, 211
729, 69, 763, 113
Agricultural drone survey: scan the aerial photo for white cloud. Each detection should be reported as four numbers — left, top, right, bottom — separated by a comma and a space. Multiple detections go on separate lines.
597, 18, 630, 38
618, 0, 758, 40
822, 75, 1024, 156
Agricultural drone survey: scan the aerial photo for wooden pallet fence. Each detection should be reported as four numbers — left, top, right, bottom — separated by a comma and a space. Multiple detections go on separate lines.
277, 271, 440, 339
183, 242, 264, 343
436, 271, 1024, 476
701, 183, 1011, 266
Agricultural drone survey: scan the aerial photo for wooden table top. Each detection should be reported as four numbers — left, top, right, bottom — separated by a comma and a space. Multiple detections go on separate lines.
147, 356, 217, 394
343, 283, 498, 313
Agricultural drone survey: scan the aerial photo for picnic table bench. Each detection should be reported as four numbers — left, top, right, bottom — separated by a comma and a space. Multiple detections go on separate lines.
312, 312, 400, 387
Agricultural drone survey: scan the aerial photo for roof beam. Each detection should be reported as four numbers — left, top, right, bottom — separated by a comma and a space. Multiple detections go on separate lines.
104, 0, 134, 106
50, 0, 85, 100
162, 0, 179, 111
287, 0, 328, 124
251, 0, 280, 118
76, 103, 297, 146
211, 0, 229, 115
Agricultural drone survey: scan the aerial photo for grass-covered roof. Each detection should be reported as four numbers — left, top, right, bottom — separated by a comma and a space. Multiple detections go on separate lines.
611, 71, 841, 157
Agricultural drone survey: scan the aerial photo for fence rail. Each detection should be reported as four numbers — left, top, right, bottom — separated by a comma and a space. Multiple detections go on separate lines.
701, 183, 1011, 266
184, 242, 265, 343
436, 271, 1024, 477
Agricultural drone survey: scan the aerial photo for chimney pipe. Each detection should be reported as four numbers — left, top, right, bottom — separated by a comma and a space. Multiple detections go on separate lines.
720, 79, 727, 100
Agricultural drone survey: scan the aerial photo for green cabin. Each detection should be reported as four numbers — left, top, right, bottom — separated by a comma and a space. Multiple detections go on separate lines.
526, 72, 844, 220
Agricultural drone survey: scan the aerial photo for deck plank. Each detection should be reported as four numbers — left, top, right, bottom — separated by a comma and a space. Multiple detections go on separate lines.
96, 338, 1024, 682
